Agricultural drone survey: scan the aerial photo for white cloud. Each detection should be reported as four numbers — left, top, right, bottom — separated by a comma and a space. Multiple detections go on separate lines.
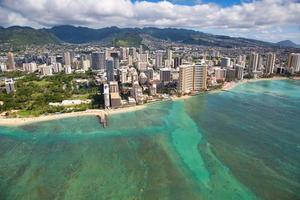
0, 0, 299, 42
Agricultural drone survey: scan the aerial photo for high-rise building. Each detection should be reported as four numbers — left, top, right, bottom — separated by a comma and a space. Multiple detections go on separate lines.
103, 84, 110, 108
5, 78, 15, 94
40, 65, 53, 76
265, 53, 276, 74
167, 49, 172, 63
111, 52, 120, 69
145, 68, 154, 80
221, 57, 231, 68
226, 68, 236, 82
139, 45, 143, 54
215, 68, 226, 81
118, 68, 128, 84
128, 55, 133, 66
106, 58, 115, 81
81, 60, 91, 71
0, 63, 6, 72
150, 84, 157, 96
109, 81, 122, 108
7, 52, 16, 71
178, 64, 207, 94
132, 71, 138, 83
23, 62, 37, 73
257, 55, 264, 71
64, 52, 71, 66
129, 47, 137, 60
109, 81, 119, 93
65, 65, 72, 74
91, 52, 106, 70
131, 82, 143, 104
52, 63, 63, 73
288, 53, 300, 73
160, 68, 172, 83
174, 57, 183, 68
155, 50, 164, 69
235, 65, 244, 80
138, 53, 148, 63
249, 52, 259, 73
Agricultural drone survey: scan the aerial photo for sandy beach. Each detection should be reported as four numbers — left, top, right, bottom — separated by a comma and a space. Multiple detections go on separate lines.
0, 105, 146, 127
221, 76, 290, 91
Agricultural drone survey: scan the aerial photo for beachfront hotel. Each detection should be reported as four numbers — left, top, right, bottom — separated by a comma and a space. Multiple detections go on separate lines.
178, 64, 207, 94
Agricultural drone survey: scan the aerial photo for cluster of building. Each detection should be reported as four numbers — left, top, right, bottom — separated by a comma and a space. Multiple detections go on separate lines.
1, 45, 300, 109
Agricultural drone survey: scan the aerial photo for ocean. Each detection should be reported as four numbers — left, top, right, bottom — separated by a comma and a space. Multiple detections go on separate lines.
0, 80, 299, 200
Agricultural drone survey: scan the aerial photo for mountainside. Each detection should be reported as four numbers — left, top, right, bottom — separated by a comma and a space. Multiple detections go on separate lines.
0, 25, 293, 48
0, 26, 59, 45
46, 26, 275, 48
276, 40, 300, 48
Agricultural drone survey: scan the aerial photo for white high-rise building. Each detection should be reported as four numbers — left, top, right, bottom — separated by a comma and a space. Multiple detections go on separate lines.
5, 78, 15, 94
82, 60, 91, 71
103, 84, 110, 108
40, 65, 53, 76
118, 68, 128, 84
288, 53, 300, 72
235, 65, 244, 80
0, 63, 6, 72
65, 65, 72, 74
265, 53, 276, 74
155, 50, 164, 69
167, 49, 172, 63
178, 64, 207, 94
215, 68, 226, 81
249, 52, 259, 73
23, 62, 37, 73
52, 63, 63, 73
64, 52, 71, 66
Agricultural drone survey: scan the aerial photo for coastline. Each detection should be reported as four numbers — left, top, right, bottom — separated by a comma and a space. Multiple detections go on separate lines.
221, 76, 290, 91
0, 76, 298, 127
0, 105, 147, 127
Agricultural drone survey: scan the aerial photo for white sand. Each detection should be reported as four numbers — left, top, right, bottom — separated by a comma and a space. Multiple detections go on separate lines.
0, 105, 146, 127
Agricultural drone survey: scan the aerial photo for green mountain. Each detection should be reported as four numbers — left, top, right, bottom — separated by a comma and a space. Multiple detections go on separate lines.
1, 25, 294, 48
46, 26, 276, 48
0, 26, 59, 45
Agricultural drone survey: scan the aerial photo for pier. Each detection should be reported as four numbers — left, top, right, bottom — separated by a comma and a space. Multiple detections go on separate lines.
97, 113, 108, 128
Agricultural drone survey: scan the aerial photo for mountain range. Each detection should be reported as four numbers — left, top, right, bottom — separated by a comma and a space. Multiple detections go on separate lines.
0, 25, 299, 48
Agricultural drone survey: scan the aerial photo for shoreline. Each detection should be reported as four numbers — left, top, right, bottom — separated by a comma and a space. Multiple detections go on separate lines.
0, 105, 147, 127
0, 76, 298, 127
221, 76, 290, 91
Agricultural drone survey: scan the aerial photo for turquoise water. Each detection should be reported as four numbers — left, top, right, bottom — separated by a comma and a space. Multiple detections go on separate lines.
0, 80, 299, 200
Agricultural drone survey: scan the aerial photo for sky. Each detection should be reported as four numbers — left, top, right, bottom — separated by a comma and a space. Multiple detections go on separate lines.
0, 0, 299, 43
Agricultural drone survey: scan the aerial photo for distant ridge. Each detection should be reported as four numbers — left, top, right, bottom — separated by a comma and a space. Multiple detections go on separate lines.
0, 26, 59, 45
276, 40, 300, 48
0, 25, 297, 48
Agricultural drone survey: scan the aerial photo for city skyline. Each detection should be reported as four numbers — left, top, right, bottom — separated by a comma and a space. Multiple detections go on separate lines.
0, 0, 299, 43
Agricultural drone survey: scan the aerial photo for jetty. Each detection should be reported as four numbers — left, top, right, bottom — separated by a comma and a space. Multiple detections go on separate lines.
97, 113, 108, 128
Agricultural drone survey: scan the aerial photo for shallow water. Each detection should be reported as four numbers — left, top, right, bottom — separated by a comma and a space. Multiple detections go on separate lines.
0, 80, 299, 200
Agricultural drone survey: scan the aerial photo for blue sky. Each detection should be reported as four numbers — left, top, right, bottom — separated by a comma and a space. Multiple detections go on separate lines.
0, 0, 299, 43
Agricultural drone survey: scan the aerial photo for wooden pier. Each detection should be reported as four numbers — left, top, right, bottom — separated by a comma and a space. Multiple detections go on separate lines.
97, 113, 108, 128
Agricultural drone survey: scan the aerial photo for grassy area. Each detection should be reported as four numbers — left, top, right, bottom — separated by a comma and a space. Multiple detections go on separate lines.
70, 94, 91, 100
0, 73, 99, 117
31, 80, 52, 87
